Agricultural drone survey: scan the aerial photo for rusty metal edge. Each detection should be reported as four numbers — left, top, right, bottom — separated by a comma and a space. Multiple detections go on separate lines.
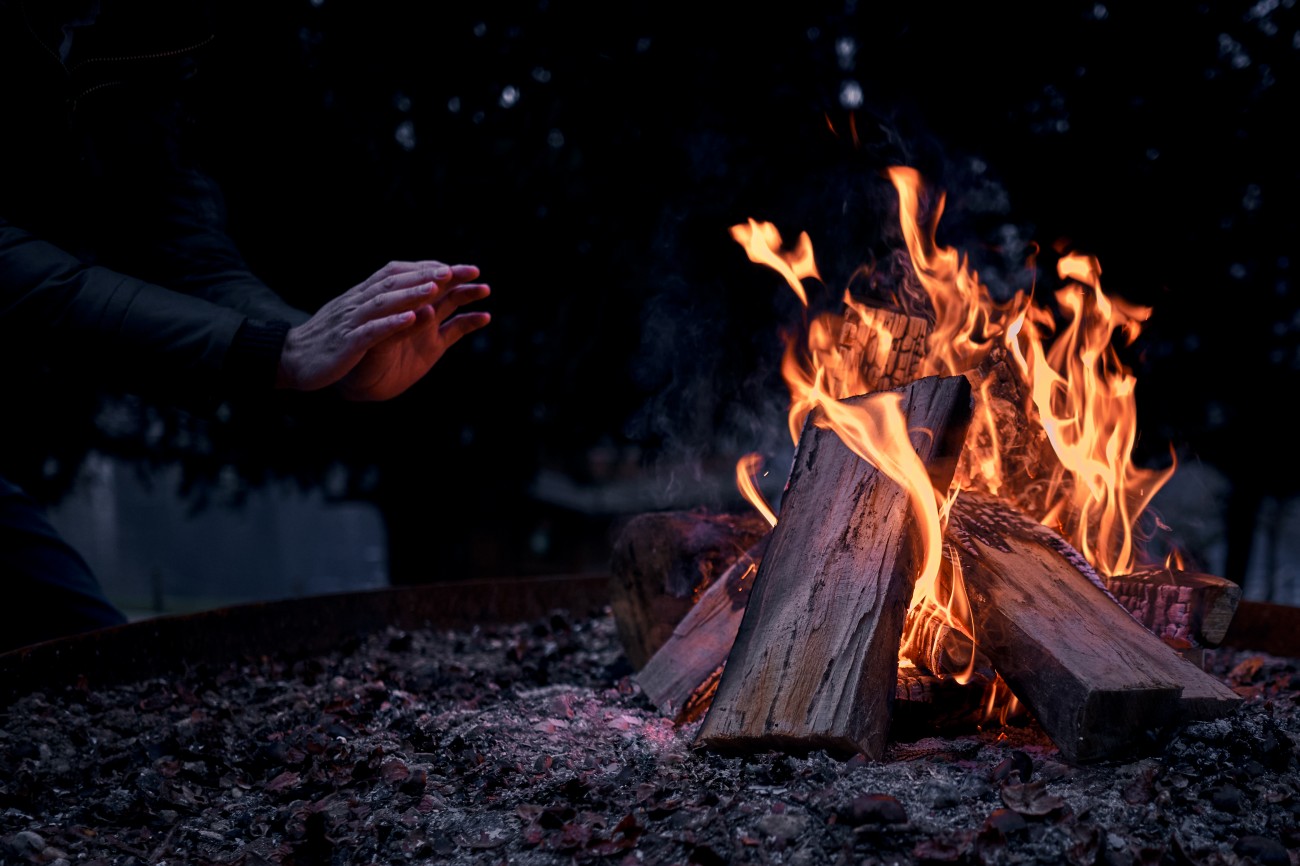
1220, 599, 1300, 657
0, 573, 612, 709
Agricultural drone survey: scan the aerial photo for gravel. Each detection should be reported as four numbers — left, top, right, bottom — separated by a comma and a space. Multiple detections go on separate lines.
1, 607, 1296, 865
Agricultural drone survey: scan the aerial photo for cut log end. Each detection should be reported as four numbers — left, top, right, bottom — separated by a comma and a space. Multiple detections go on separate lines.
1103, 569, 1243, 648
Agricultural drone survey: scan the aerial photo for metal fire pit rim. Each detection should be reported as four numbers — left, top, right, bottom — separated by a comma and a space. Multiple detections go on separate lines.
0, 572, 612, 709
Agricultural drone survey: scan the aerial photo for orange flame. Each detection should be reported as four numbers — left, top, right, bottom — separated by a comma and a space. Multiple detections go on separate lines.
1008, 252, 1175, 575
735, 452, 778, 528
736, 219, 950, 621
729, 165, 1177, 722
888, 166, 1023, 377
729, 218, 820, 308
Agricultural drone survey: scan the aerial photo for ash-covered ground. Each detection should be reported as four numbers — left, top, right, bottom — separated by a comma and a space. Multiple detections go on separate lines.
1, 608, 1296, 866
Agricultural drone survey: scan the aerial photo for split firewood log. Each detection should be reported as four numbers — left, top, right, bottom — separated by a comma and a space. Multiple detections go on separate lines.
695, 374, 973, 759
635, 534, 768, 723
931, 492, 1241, 763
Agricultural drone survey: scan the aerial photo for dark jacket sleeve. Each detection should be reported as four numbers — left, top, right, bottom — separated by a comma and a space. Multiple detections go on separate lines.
0, 216, 294, 395
0, 6, 313, 397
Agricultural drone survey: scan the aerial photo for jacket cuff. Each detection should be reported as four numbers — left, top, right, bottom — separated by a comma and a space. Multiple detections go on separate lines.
225, 318, 291, 389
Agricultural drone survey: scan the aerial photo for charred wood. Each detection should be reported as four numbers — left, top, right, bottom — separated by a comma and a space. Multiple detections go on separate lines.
1102, 568, 1242, 649
608, 509, 769, 669
827, 306, 931, 397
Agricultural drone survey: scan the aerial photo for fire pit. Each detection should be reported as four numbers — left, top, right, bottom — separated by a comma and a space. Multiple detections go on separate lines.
3, 163, 1297, 864
0, 577, 1296, 865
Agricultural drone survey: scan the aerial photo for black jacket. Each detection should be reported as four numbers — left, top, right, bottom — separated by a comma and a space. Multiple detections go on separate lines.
0, 0, 309, 397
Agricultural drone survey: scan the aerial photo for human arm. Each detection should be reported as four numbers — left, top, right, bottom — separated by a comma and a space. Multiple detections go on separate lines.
1, 218, 490, 402
0, 216, 287, 395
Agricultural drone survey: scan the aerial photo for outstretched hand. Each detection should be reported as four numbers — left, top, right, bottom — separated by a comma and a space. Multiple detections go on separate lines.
275, 260, 490, 401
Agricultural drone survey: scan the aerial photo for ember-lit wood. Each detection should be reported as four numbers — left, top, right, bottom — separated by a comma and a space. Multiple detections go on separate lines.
636, 532, 995, 727
609, 510, 769, 669
942, 492, 1241, 763
1102, 569, 1242, 648
635, 535, 768, 722
696, 375, 973, 759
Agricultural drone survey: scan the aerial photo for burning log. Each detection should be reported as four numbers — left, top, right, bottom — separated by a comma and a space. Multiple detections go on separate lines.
827, 305, 931, 397
608, 509, 769, 669
694, 374, 973, 759
624, 500, 1242, 757
635, 534, 991, 729
1101, 568, 1242, 649
934, 492, 1241, 763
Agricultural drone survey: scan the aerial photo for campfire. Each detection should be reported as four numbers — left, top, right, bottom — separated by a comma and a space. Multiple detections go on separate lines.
611, 166, 1242, 765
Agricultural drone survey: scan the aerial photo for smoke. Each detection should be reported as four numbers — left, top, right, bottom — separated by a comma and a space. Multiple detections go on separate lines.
624, 268, 796, 514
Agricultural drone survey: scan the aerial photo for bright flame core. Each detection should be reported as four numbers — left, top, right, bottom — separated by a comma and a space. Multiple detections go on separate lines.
729, 165, 1176, 715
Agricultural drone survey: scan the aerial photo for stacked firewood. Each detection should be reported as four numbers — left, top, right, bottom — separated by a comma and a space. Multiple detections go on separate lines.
612, 305, 1242, 764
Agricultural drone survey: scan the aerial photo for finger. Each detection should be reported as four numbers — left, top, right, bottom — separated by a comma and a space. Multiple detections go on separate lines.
357, 263, 454, 300
354, 281, 437, 323
432, 283, 491, 320
347, 309, 419, 351
444, 264, 481, 286
437, 310, 491, 348
410, 303, 437, 326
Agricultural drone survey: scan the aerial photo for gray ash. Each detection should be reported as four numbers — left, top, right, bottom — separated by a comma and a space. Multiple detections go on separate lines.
1, 610, 1297, 865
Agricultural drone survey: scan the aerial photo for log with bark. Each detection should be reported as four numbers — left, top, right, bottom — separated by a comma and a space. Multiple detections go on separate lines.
615, 293, 1244, 764
1101, 568, 1242, 649
608, 509, 769, 669
629, 518, 1242, 730
694, 374, 974, 759
932, 492, 1242, 763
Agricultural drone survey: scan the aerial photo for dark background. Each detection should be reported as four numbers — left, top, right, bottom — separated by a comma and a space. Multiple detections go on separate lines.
39, 2, 1300, 593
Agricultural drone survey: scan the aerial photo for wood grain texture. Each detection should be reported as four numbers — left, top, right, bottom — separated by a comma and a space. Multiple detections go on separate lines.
945, 493, 1241, 763
636, 535, 768, 722
696, 375, 973, 758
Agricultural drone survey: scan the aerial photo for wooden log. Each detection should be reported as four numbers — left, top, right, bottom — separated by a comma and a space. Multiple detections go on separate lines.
695, 374, 973, 758
955, 341, 1061, 521
636, 532, 995, 730
903, 567, 1242, 676
943, 492, 1241, 763
608, 509, 769, 669
635, 535, 769, 723
827, 306, 931, 398
891, 664, 997, 740
1221, 598, 1300, 657
633, 513, 1239, 738
1101, 569, 1242, 648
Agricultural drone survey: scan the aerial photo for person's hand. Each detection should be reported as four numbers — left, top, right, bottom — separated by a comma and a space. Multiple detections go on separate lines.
276, 260, 490, 400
